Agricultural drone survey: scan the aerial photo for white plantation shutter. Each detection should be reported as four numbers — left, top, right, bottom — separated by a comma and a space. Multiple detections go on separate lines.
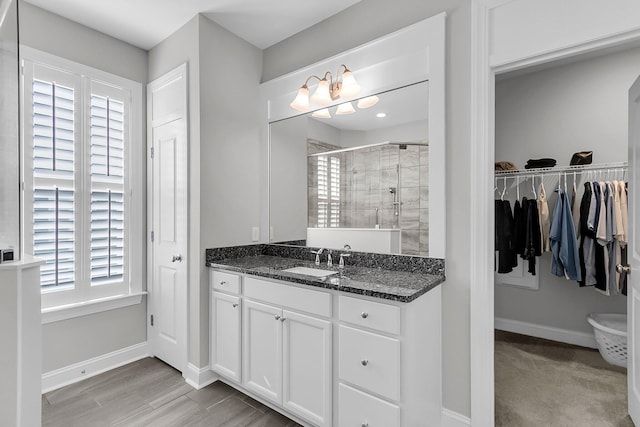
31, 78, 76, 289
22, 54, 139, 309
90, 95, 126, 285
317, 155, 340, 228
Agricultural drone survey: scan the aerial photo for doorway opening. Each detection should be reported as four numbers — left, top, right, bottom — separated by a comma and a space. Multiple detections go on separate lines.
492, 44, 640, 425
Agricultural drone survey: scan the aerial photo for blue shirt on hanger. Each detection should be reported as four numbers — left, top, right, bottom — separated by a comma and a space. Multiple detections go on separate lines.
550, 189, 582, 281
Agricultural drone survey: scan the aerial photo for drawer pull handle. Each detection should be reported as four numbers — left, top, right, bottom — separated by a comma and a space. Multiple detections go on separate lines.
220, 281, 227, 285
232, 303, 238, 308
361, 359, 369, 366
361, 312, 369, 319
275, 315, 281, 320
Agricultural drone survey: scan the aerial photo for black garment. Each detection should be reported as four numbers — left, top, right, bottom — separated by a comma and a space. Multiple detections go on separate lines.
592, 183, 608, 293
521, 197, 542, 275
525, 158, 557, 169
512, 200, 525, 255
578, 182, 592, 286
495, 200, 518, 274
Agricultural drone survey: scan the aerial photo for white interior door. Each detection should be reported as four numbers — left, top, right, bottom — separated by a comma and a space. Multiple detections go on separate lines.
628, 74, 640, 423
148, 64, 188, 372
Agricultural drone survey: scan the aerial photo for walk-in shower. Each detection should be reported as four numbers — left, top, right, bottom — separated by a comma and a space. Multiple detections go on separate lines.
307, 140, 429, 256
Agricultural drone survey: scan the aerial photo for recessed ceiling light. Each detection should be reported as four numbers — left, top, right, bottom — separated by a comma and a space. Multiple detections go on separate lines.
376, 112, 386, 118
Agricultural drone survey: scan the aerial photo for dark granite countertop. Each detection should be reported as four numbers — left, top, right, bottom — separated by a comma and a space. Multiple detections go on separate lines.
206, 245, 445, 303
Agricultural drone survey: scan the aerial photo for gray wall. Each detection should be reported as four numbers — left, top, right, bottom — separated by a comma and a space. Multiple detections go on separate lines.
263, 0, 472, 416
148, 14, 263, 368
0, 0, 19, 253
494, 47, 640, 335
20, 2, 149, 371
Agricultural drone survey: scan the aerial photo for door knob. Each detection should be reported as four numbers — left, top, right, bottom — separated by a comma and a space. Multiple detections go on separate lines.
232, 303, 238, 308
361, 359, 369, 366
171, 254, 183, 263
616, 264, 631, 274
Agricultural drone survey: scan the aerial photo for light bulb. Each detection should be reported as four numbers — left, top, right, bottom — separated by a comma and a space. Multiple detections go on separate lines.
376, 112, 386, 118
336, 102, 355, 115
339, 69, 361, 98
357, 96, 379, 109
312, 108, 331, 119
310, 79, 332, 106
290, 85, 310, 111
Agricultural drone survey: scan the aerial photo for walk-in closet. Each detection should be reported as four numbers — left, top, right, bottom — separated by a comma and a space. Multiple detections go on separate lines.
493, 44, 640, 426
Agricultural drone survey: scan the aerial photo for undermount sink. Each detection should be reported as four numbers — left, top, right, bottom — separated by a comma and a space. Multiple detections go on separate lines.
282, 266, 338, 278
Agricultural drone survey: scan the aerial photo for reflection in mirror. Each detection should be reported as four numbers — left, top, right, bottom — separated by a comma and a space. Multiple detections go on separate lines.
270, 81, 429, 256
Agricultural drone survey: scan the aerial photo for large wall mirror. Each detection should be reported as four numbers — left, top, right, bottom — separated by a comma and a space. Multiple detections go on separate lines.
261, 13, 446, 258
270, 81, 430, 256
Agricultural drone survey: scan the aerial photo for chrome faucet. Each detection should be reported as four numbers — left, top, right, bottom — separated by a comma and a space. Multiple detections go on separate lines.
327, 250, 333, 267
311, 248, 324, 265
339, 244, 352, 269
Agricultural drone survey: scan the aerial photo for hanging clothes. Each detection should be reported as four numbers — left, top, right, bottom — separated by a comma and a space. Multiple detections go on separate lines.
495, 199, 518, 274
512, 199, 525, 256
549, 188, 581, 281
521, 197, 542, 275
571, 180, 580, 237
538, 182, 551, 252
618, 181, 629, 295
578, 181, 593, 286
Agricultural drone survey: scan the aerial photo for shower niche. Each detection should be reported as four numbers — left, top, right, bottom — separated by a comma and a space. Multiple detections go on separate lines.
270, 81, 430, 256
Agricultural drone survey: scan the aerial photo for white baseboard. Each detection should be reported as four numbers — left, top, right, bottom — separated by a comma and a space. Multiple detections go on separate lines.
495, 317, 598, 349
184, 363, 218, 390
42, 341, 150, 393
442, 408, 471, 427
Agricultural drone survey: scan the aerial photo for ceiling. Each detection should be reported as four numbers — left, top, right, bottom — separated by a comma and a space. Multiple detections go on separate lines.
23, 0, 361, 50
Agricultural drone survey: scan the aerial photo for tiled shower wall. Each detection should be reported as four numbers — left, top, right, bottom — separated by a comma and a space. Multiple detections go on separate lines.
308, 141, 429, 256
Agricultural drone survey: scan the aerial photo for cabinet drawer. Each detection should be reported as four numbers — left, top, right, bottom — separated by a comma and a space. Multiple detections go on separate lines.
211, 270, 241, 294
244, 277, 331, 318
339, 383, 400, 427
339, 295, 401, 335
339, 325, 400, 401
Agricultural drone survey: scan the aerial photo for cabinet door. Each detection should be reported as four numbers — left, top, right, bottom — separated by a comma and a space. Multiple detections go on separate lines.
210, 292, 241, 382
243, 299, 283, 404
282, 310, 332, 427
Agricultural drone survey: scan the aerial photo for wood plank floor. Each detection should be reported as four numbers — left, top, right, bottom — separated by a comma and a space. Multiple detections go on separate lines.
42, 357, 301, 427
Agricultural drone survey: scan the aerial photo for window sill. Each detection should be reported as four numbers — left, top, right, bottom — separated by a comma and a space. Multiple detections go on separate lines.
41, 292, 147, 324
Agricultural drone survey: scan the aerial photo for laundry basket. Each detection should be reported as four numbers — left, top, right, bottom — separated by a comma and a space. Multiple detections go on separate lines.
587, 313, 627, 368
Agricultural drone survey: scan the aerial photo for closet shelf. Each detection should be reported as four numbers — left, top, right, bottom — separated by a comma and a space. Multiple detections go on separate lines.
495, 161, 628, 178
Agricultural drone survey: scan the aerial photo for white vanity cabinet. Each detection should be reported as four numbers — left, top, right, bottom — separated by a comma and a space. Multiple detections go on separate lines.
210, 291, 242, 382
209, 267, 442, 427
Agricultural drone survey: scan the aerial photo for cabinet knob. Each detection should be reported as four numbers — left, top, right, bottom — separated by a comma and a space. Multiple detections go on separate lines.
275, 315, 281, 320
361, 359, 369, 366
280, 317, 287, 322
362, 423, 369, 427
232, 303, 238, 308
220, 281, 227, 285
361, 312, 369, 319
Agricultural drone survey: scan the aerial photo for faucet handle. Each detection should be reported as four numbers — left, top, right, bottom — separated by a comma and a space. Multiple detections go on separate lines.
327, 250, 333, 267
311, 248, 324, 266
339, 252, 351, 268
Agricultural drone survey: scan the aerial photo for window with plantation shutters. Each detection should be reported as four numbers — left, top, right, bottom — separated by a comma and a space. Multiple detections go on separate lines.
317, 155, 340, 228
22, 52, 142, 311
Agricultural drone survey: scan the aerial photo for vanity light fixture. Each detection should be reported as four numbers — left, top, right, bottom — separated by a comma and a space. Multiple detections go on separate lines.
312, 108, 331, 119
336, 102, 356, 115
357, 95, 379, 109
290, 64, 361, 112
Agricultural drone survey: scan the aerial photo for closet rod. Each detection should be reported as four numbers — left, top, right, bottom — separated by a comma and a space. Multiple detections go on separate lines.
494, 161, 628, 178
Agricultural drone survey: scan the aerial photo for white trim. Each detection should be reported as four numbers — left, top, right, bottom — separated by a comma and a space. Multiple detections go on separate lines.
495, 317, 598, 349
184, 363, 218, 390
442, 408, 472, 427
41, 341, 149, 393
41, 292, 146, 324
470, 1, 496, 426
